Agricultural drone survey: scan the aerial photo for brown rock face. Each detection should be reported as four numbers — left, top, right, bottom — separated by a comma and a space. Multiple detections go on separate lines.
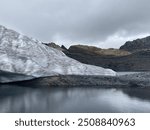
64, 45, 150, 71
69, 45, 130, 56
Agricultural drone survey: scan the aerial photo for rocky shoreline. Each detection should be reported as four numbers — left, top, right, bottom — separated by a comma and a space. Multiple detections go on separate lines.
8, 72, 150, 89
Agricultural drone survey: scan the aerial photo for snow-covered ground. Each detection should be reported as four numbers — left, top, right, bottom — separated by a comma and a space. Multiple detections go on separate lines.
0, 25, 116, 82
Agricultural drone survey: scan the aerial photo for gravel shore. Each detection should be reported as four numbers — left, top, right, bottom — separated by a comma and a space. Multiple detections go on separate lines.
9, 72, 150, 89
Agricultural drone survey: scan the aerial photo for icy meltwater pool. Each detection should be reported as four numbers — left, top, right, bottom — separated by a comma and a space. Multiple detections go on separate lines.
0, 84, 150, 113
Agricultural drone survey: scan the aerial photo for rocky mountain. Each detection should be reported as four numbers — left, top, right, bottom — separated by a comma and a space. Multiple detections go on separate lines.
120, 36, 150, 52
62, 44, 150, 71
0, 25, 116, 83
68, 45, 130, 56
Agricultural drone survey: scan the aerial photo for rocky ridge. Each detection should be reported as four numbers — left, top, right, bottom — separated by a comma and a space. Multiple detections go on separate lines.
53, 36, 150, 71
69, 45, 130, 56
120, 36, 150, 52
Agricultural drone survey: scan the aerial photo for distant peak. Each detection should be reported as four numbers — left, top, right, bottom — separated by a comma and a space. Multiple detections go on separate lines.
120, 35, 150, 52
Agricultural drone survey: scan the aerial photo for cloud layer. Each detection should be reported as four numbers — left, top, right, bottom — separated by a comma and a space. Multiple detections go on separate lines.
0, 0, 150, 48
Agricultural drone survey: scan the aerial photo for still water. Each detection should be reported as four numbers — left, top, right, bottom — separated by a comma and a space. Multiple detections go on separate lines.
0, 85, 150, 113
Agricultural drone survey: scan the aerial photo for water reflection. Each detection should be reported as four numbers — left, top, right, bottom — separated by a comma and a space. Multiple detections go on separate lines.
0, 85, 150, 113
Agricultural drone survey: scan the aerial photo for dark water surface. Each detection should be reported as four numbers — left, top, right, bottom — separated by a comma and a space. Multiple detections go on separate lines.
0, 84, 150, 113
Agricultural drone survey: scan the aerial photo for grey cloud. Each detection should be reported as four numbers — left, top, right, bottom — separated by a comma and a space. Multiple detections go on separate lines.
0, 0, 150, 47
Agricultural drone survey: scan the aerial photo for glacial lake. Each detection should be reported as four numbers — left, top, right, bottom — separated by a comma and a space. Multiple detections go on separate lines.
0, 84, 150, 113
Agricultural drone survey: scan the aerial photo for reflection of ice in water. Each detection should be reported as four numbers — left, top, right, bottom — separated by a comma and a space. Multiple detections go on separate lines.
0, 85, 150, 113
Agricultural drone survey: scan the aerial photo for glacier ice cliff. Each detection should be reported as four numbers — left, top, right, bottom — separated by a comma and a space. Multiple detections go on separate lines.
0, 25, 116, 83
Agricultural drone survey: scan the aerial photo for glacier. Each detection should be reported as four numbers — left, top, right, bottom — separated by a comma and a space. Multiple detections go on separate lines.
0, 25, 116, 83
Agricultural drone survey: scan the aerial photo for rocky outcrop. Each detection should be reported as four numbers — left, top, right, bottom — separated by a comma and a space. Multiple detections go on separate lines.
42, 37, 150, 71
61, 43, 150, 71
61, 45, 68, 51
120, 36, 150, 52
64, 49, 150, 71
69, 45, 130, 56
43, 42, 65, 51
0, 25, 116, 83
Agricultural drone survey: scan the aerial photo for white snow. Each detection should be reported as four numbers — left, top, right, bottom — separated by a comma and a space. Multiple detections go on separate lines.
0, 25, 116, 80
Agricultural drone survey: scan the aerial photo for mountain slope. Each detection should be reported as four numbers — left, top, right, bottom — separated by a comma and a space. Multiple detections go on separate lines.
0, 25, 116, 82
68, 45, 130, 56
62, 45, 150, 71
120, 36, 150, 52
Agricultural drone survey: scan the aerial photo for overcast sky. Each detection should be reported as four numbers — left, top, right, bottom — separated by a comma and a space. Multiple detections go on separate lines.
0, 0, 150, 48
